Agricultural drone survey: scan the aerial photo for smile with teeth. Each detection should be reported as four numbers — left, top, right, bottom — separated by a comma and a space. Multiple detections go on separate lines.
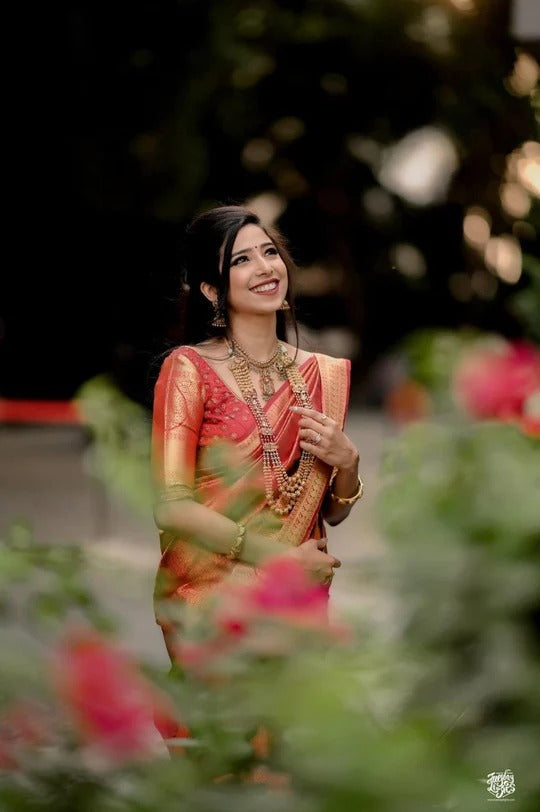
250, 279, 280, 294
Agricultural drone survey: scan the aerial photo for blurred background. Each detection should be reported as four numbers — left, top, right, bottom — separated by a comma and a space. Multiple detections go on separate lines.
1, 0, 539, 655
1, 4, 540, 807
2, 0, 539, 403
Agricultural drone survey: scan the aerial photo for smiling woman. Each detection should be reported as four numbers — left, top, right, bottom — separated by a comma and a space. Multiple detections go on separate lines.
151, 205, 363, 672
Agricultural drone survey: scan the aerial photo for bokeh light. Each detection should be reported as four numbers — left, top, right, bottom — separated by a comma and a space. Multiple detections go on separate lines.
463, 207, 491, 249
390, 243, 427, 278
448, 0, 475, 11
378, 127, 459, 206
244, 191, 287, 227
242, 138, 275, 170
347, 135, 381, 167
500, 182, 531, 219
470, 269, 498, 300
270, 117, 306, 143
362, 187, 395, 221
484, 235, 522, 284
505, 51, 539, 97
516, 146, 540, 198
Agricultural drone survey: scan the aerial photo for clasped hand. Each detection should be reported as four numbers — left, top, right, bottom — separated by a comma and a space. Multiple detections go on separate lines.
285, 538, 341, 584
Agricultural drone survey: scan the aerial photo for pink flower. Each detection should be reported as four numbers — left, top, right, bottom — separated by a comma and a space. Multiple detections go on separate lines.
247, 557, 329, 624
453, 341, 540, 424
51, 628, 183, 761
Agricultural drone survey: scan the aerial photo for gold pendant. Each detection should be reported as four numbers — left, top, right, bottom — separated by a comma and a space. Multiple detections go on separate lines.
260, 368, 275, 399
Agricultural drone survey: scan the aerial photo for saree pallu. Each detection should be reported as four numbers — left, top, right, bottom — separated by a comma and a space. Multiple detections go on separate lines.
152, 345, 351, 648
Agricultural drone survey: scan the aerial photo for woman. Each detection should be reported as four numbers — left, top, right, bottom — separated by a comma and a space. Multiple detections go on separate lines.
152, 205, 363, 663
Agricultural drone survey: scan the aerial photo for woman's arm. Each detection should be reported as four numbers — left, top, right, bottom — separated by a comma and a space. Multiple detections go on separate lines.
154, 497, 294, 566
321, 456, 360, 526
323, 452, 360, 527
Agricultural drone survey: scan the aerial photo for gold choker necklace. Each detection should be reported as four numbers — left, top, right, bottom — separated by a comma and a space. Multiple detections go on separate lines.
229, 340, 315, 516
229, 338, 283, 400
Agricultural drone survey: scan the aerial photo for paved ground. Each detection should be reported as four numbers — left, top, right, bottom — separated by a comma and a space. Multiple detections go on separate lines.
0, 411, 395, 666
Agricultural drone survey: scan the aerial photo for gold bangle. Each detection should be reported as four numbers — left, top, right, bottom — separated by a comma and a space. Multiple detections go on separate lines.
329, 469, 364, 505
226, 522, 246, 560
157, 483, 194, 503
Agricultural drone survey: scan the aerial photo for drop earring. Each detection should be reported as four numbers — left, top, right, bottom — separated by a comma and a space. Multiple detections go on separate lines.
280, 299, 291, 311
211, 299, 227, 328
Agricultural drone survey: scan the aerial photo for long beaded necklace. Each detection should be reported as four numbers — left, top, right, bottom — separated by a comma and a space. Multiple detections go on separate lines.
228, 338, 315, 516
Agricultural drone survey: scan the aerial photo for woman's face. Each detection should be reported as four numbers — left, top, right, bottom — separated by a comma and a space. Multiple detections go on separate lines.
223, 224, 288, 316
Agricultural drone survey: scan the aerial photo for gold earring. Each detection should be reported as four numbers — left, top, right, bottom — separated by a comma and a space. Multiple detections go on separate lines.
280, 299, 290, 311
211, 300, 226, 328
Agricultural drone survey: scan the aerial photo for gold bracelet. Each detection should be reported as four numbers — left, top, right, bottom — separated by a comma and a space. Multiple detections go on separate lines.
328, 468, 364, 505
157, 483, 194, 503
226, 522, 246, 560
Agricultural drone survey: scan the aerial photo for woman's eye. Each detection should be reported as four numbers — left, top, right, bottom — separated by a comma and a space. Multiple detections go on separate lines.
265, 247, 278, 256
231, 255, 248, 265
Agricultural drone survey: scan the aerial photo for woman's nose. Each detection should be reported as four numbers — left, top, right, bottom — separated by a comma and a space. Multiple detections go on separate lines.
254, 251, 273, 273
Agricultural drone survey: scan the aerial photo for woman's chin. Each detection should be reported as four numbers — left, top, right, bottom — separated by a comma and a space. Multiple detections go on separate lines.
235, 301, 283, 316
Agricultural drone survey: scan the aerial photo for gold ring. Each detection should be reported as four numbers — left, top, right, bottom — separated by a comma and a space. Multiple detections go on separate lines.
320, 413, 327, 421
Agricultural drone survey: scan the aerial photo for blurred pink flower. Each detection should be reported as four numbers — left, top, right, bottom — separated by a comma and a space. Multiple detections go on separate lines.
247, 557, 329, 624
51, 629, 183, 761
175, 557, 349, 674
453, 341, 540, 427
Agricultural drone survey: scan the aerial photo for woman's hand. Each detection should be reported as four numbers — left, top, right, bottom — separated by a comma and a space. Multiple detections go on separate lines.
291, 406, 359, 472
283, 538, 341, 584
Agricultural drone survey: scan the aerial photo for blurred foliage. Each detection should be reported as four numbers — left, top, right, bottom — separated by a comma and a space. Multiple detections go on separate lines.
75, 375, 154, 516
376, 418, 540, 806
0, 523, 115, 707
3, 408, 540, 809
510, 254, 540, 342
0, 523, 114, 637
391, 256, 540, 418
398, 326, 485, 409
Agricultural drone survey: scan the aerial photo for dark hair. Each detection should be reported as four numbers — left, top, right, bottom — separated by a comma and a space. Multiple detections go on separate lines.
178, 205, 299, 347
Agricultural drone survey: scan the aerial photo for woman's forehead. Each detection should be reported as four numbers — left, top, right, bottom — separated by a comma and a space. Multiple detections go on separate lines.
231, 223, 270, 252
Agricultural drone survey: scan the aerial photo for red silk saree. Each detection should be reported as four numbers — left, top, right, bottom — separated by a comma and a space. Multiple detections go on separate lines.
152, 345, 351, 644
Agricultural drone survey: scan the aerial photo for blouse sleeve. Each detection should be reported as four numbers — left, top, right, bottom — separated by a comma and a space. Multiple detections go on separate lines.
151, 349, 205, 503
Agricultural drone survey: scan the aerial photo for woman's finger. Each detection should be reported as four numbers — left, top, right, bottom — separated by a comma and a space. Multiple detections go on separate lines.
299, 428, 325, 445
299, 439, 325, 458
290, 406, 335, 427
298, 416, 331, 434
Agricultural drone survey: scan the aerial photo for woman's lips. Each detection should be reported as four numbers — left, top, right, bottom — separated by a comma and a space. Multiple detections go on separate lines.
250, 279, 280, 295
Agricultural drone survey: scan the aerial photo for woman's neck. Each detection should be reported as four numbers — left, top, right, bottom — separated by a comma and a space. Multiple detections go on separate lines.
228, 312, 279, 362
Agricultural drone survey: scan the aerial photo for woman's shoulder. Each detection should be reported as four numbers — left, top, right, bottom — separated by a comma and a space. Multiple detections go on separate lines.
313, 351, 351, 367
158, 344, 205, 376
281, 343, 314, 365
162, 341, 232, 377
163, 341, 219, 360
310, 350, 351, 382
